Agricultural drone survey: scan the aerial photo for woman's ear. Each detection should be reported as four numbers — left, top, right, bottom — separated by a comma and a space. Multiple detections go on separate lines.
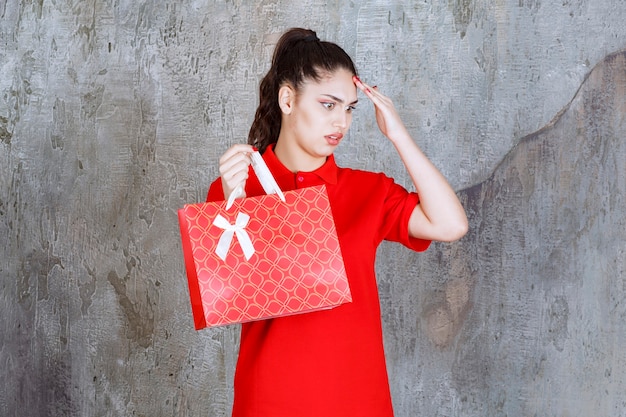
278, 85, 295, 115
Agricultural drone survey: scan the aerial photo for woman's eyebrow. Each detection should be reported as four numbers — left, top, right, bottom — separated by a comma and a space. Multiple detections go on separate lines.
321, 94, 359, 105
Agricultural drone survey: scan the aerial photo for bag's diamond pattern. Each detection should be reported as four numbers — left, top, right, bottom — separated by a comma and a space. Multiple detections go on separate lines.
179, 185, 352, 329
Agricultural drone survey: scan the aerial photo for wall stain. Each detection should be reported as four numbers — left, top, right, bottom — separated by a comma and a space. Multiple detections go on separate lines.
106, 253, 155, 349
51, 98, 67, 150
43, 356, 77, 416
2, 50, 36, 145
519, 0, 541, 13
547, 296, 569, 352
80, 85, 105, 121
74, 1, 98, 56
18, 245, 64, 308
79, 261, 97, 315
423, 278, 473, 348
449, 0, 474, 39
0, 115, 12, 144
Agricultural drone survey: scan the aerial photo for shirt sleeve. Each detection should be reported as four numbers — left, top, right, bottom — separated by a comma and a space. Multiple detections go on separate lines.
381, 180, 431, 253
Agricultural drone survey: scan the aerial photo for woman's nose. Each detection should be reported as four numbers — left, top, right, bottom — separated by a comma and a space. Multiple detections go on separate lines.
334, 111, 349, 130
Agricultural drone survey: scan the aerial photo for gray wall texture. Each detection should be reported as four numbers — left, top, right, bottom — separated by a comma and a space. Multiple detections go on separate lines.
1, 0, 625, 416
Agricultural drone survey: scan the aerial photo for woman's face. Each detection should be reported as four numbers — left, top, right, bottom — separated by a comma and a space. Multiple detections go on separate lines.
277, 68, 358, 170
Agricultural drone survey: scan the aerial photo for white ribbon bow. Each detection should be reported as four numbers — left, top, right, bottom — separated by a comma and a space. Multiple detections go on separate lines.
213, 212, 255, 261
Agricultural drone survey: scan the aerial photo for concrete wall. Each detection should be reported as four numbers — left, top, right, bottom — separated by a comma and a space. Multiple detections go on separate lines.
1, 1, 625, 416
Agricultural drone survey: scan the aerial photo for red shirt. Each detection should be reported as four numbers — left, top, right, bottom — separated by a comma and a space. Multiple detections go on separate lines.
207, 145, 430, 417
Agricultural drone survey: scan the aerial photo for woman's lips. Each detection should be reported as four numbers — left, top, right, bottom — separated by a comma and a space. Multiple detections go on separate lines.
325, 133, 344, 146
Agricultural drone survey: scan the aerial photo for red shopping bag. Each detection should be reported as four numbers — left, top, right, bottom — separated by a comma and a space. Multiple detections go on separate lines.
178, 156, 351, 330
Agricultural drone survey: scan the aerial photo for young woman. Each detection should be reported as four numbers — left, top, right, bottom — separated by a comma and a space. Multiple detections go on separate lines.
206, 28, 468, 417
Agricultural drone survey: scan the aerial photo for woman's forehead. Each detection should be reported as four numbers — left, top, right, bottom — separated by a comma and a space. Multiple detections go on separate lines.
301, 69, 357, 97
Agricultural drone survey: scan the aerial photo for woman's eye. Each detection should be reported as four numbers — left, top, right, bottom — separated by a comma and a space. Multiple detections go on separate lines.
322, 102, 335, 110
346, 105, 356, 113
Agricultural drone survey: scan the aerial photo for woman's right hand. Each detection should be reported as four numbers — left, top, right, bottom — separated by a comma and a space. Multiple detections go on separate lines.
219, 144, 256, 201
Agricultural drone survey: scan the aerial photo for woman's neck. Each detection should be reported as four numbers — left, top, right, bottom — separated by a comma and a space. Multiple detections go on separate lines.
273, 139, 326, 173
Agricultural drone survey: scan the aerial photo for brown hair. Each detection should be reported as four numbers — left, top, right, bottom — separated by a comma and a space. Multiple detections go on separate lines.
248, 28, 358, 154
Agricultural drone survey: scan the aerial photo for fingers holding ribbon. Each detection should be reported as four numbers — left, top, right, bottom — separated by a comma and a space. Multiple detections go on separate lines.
219, 144, 255, 206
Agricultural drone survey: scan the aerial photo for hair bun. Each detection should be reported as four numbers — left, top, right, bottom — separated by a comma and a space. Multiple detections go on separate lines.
303, 33, 319, 42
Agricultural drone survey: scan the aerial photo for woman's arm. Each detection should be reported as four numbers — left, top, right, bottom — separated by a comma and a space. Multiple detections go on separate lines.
354, 76, 468, 242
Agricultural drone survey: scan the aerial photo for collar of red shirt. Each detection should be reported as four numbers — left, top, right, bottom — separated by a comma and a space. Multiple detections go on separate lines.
263, 144, 339, 189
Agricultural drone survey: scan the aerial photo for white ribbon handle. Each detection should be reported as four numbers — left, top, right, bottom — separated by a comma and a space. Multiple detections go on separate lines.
213, 212, 255, 261
225, 184, 244, 211
251, 151, 286, 202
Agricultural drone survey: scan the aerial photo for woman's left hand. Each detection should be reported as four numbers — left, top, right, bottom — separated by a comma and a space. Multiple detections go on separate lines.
353, 76, 408, 142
